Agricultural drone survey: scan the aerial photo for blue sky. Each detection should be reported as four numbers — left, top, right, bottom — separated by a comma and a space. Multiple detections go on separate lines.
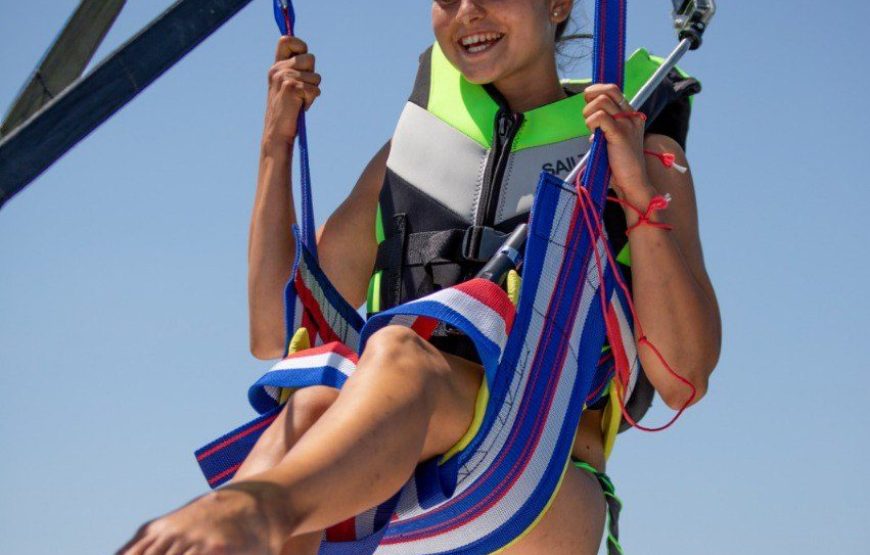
2, 1, 869, 553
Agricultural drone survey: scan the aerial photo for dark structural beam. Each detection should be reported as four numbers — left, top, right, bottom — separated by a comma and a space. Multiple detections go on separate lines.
0, 0, 256, 210
1, 0, 127, 137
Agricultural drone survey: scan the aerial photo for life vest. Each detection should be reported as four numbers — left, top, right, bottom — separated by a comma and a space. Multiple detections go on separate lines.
368, 42, 700, 431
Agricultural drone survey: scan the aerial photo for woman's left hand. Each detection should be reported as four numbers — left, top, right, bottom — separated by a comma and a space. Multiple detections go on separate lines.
582, 84, 655, 205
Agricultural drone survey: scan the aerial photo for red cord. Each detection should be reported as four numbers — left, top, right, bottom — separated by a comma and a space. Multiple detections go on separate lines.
573, 172, 696, 432
613, 111, 647, 122
282, 7, 293, 36
644, 149, 688, 173
607, 194, 674, 235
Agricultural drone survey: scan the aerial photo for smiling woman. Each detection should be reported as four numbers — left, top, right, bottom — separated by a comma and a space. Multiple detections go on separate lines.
118, 1, 720, 554
432, 0, 571, 111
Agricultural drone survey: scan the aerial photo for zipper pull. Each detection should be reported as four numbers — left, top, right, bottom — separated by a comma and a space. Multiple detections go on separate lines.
498, 111, 522, 139
497, 110, 510, 139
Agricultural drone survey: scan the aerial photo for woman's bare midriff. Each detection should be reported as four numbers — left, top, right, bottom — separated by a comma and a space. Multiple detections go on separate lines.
573, 409, 606, 472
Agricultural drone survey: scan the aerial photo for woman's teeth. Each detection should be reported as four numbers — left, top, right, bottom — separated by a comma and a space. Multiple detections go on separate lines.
460, 33, 504, 54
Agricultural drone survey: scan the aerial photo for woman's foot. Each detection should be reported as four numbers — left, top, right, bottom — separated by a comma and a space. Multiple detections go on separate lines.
118, 483, 291, 555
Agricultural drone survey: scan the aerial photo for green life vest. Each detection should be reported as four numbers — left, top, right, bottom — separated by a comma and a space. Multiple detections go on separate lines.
368, 43, 699, 427
368, 43, 697, 313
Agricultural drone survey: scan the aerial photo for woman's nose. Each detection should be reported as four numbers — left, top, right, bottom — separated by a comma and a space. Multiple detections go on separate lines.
456, 0, 487, 25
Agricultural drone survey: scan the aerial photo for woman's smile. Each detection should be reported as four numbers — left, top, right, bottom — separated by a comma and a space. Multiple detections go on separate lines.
457, 31, 505, 56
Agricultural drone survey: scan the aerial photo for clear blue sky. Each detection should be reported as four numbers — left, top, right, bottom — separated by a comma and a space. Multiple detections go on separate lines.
2, 1, 868, 553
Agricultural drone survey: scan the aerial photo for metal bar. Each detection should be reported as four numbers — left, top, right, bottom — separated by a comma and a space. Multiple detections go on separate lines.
1, 0, 127, 137
0, 0, 256, 210
564, 38, 694, 185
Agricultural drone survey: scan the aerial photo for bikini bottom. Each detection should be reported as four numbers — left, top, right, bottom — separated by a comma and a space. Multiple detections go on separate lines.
572, 460, 624, 555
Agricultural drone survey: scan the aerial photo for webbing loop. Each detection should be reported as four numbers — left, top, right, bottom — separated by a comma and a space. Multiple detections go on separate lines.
273, 0, 317, 261
581, 0, 628, 210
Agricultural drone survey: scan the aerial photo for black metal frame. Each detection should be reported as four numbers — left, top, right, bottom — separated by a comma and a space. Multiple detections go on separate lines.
0, 0, 255, 210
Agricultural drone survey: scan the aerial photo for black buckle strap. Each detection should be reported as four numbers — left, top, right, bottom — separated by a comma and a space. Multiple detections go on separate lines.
461, 225, 508, 263
375, 226, 509, 270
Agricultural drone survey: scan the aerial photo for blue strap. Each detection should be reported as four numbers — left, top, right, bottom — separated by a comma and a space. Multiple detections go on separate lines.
582, 0, 628, 211
273, 0, 318, 260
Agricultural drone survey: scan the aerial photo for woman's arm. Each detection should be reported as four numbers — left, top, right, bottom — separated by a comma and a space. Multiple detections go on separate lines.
624, 134, 721, 409
250, 138, 388, 361
249, 36, 320, 360
248, 37, 388, 360
316, 143, 390, 310
583, 85, 721, 409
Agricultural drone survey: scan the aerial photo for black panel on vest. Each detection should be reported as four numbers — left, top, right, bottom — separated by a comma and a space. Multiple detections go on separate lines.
639, 70, 700, 150
380, 167, 469, 234
408, 47, 433, 109
376, 168, 475, 311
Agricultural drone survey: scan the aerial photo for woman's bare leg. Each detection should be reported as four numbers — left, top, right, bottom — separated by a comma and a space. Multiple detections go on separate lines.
119, 325, 605, 554
255, 325, 482, 536
234, 386, 340, 478
231, 386, 340, 555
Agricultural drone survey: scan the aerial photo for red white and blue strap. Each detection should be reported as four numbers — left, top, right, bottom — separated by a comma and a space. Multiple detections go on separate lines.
284, 231, 365, 355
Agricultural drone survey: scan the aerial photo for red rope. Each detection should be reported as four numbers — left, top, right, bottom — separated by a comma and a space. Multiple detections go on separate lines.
644, 149, 688, 173
599, 113, 688, 174
573, 174, 696, 432
607, 194, 673, 235
612, 111, 647, 122
282, 6, 293, 36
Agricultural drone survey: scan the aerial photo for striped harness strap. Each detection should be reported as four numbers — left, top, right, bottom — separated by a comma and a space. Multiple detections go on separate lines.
196, 0, 639, 552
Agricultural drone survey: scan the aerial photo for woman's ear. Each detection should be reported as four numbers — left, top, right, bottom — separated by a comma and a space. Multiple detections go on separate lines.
550, 0, 574, 24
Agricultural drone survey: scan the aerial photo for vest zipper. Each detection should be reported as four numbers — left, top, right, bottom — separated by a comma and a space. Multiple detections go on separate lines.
476, 108, 524, 228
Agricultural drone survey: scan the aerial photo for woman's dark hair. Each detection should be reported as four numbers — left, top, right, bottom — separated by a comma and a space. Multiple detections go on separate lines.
556, 19, 570, 41
555, 6, 592, 69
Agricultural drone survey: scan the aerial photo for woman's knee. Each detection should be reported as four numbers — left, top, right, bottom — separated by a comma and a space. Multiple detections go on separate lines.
235, 386, 339, 478
362, 325, 450, 378
284, 386, 340, 431
258, 386, 339, 451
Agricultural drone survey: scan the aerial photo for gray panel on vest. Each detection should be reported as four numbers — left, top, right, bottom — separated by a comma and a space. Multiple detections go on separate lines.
495, 137, 591, 224
387, 103, 487, 223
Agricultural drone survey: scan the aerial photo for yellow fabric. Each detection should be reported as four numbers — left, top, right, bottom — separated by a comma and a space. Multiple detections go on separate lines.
278, 327, 311, 405
441, 270, 520, 465
427, 45, 687, 153
440, 379, 490, 464
601, 381, 622, 460
506, 270, 522, 305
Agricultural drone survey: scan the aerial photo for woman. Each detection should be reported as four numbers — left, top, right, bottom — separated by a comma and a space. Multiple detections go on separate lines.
120, 1, 720, 553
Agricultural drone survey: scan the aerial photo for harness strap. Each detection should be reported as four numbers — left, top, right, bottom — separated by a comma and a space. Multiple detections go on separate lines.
374, 226, 511, 271
274, 0, 317, 259
581, 0, 627, 208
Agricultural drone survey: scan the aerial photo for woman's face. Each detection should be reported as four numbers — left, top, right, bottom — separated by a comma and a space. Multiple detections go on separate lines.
432, 0, 571, 86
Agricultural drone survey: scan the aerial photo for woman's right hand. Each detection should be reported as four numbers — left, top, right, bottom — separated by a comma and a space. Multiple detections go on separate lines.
263, 36, 321, 148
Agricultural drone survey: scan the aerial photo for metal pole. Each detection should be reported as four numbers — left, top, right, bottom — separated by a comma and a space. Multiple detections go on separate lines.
564, 37, 693, 185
